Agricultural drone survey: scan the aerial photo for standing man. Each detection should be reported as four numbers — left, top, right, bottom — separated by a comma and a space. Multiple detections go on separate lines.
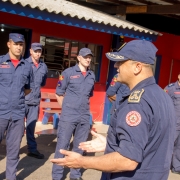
0, 33, 34, 180
164, 74, 180, 174
51, 40, 176, 180
106, 73, 129, 115
52, 48, 95, 180
25, 43, 48, 159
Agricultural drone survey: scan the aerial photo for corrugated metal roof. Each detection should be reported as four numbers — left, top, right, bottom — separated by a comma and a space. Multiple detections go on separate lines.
2, 0, 161, 36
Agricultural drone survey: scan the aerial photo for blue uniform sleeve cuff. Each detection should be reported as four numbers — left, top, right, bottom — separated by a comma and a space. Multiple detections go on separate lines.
116, 141, 143, 163
56, 90, 65, 96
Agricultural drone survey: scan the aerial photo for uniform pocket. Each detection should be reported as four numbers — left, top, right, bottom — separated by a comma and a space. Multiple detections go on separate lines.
0, 98, 8, 105
0, 68, 12, 86
174, 93, 180, 106
36, 69, 46, 84
69, 78, 81, 92
22, 70, 29, 85
86, 79, 94, 94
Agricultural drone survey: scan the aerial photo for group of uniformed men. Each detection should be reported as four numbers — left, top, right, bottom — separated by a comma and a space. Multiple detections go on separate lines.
0, 33, 48, 179
0, 32, 180, 180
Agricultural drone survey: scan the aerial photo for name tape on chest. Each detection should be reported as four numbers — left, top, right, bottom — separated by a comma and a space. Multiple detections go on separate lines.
128, 89, 144, 103
126, 111, 141, 126
0, 65, 10, 68
70, 75, 80, 79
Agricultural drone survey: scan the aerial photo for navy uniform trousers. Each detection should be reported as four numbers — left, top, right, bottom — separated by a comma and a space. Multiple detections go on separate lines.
171, 130, 180, 172
25, 104, 39, 152
52, 121, 90, 180
0, 119, 24, 180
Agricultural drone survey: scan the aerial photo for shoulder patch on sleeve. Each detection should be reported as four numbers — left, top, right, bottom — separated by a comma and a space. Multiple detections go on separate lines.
110, 75, 118, 86
168, 83, 174, 87
126, 111, 141, 126
128, 89, 144, 103
59, 75, 64, 81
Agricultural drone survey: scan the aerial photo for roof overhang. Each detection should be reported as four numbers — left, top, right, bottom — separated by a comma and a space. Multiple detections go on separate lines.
0, 0, 162, 41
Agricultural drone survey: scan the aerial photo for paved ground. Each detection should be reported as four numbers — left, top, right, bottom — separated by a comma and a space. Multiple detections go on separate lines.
0, 122, 179, 180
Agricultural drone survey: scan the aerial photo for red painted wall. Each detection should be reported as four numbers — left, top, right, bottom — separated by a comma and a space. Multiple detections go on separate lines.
3, 12, 180, 122
154, 33, 180, 88
125, 33, 180, 89
0, 11, 111, 122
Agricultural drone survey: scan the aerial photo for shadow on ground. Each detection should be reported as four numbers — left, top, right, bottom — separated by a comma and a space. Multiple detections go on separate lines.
0, 132, 95, 180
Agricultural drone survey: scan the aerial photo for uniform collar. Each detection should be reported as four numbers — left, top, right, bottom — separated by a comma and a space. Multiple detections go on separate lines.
121, 77, 155, 99
175, 81, 180, 89
26, 56, 43, 66
74, 64, 92, 74
131, 76, 156, 93
2, 53, 24, 63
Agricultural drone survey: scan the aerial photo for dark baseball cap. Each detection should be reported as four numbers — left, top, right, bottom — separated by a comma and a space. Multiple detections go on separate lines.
9, 33, 25, 43
78, 48, 93, 57
106, 39, 158, 65
31, 43, 42, 51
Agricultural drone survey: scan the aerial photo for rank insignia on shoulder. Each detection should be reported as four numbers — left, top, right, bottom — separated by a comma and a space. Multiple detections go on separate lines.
59, 75, 64, 81
168, 83, 174, 87
128, 89, 144, 103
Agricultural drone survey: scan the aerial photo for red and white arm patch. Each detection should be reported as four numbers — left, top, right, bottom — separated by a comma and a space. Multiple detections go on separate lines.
126, 111, 141, 126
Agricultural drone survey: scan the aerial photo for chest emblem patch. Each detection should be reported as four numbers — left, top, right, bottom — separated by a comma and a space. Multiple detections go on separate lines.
126, 111, 141, 126
70, 75, 80, 79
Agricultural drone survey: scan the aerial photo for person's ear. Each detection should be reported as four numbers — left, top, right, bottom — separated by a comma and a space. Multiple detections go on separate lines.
77, 55, 81, 62
29, 49, 33, 55
7, 41, 10, 49
134, 62, 142, 75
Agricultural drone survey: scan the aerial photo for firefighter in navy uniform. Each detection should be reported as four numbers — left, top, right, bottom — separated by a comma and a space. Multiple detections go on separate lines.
106, 74, 130, 116
25, 43, 48, 159
164, 73, 180, 174
52, 48, 95, 180
0, 33, 34, 180
51, 40, 176, 180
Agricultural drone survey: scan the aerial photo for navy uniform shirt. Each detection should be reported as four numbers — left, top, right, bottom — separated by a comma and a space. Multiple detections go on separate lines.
56, 64, 95, 123
103, 77, 176, 180
106, 74, 130, 112
25, 57, 48, 105
0, 53, 34, 120
164, 81, 180, 130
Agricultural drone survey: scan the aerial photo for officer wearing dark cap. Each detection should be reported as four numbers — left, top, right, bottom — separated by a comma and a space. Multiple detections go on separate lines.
25, 43, 48, 159
106, 73, 129, 116
52, 47, 95, 180
164, 73, 180, 174
0, 33, 34, 180
50, 40, 176, 180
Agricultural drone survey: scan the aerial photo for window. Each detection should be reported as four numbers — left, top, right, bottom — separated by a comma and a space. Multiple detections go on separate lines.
40, 36, 102, 81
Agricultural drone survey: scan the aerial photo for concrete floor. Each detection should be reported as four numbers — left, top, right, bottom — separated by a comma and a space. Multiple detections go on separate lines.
0, 122, 179, 180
